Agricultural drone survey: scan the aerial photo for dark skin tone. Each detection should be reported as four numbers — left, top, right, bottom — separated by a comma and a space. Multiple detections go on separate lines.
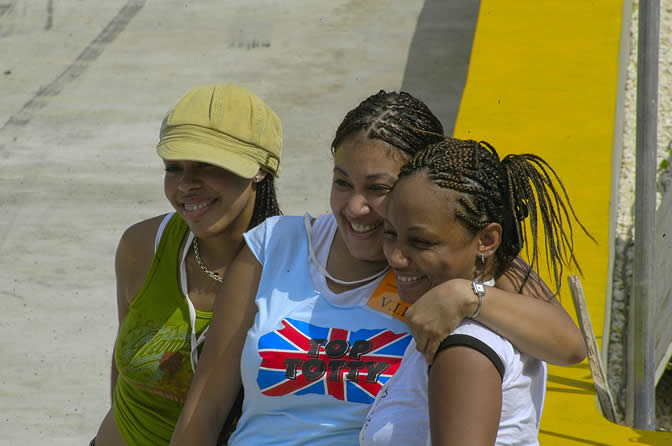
170, 134, 585, 445
384, 173, 506, 445
95, 162, 264, 446
331, 134, 585, 365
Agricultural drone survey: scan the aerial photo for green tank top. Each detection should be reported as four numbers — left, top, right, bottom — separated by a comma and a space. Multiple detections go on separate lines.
113, 214, 211, 445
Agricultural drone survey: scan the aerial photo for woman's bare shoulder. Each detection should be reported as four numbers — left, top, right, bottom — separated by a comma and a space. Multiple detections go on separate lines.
117, 214, 172, 257
115, 214, 174, 302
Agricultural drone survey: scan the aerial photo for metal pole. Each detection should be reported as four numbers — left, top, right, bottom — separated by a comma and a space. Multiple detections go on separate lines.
626, 0, 659, 430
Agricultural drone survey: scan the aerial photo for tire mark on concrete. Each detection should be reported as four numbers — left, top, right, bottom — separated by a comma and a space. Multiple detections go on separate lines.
0, 2, 14, 17
45, 0, 53, 30
0, 1, 16, 38
1, 0, 146, 132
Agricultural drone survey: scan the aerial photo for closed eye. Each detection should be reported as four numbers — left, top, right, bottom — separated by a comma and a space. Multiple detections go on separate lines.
411, 238, 435, 249
368, 184, 392, 193
164, 164, 182, 173
333, 178, 352, 188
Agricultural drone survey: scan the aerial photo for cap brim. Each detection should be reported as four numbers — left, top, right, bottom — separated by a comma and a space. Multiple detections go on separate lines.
157, 140, 260, 179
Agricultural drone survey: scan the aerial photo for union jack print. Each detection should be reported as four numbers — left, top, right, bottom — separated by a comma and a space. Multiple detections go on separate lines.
257, 318, 411, 404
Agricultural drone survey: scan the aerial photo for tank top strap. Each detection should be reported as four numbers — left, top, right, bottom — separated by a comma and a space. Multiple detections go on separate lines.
132, 213, 189, 305
154, 212, 175, 253
154, 213, 189, 262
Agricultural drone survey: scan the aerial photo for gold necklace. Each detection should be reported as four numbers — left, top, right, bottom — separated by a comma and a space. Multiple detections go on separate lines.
193, 237, 224, 283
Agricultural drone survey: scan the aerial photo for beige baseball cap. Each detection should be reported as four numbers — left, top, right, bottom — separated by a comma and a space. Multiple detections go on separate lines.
157, 83, 282, 178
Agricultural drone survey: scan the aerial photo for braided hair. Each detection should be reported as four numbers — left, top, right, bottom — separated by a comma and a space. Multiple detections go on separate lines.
399, 137, 594, 294
331, 90, 444, 157
248, 174, 282, 229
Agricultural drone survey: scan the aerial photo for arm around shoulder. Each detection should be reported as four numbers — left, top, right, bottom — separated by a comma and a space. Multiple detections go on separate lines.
485, 256, 587, 365
406, 257, 587, 366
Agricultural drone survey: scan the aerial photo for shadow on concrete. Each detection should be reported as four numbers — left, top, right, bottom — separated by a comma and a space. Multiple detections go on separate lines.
401, 0, 480, 135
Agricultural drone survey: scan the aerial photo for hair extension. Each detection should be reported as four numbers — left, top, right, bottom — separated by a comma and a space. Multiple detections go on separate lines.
331, 90, 444, 158
399, 137, 594, 294
249, 174, 282, 229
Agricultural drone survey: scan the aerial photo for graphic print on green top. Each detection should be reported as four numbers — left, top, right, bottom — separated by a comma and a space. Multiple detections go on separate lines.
113, 214, 212, 444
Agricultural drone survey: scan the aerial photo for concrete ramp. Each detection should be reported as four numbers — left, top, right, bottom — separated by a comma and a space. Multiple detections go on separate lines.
0, 1, 426, 443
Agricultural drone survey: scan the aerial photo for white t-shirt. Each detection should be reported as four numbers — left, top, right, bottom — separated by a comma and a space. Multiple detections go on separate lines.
228, 214, 412, 446
360, 319, 547, 446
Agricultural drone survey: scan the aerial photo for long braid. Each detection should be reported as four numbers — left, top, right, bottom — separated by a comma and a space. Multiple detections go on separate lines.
501, 154, 596, 289
399, 137, 593, 294
332, 90, 444, 157
248, 174, 282, 229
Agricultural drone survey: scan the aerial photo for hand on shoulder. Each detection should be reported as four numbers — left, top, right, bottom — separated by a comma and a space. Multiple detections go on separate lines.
406, 278, 474, 365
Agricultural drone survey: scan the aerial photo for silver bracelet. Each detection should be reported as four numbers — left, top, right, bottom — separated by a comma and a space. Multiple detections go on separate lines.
470, 280, 486, 319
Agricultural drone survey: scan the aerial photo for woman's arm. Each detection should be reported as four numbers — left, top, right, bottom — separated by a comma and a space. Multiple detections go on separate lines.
406, 256, 586, 365
95, 217, 161, 445
110, 236, 131, 400
428, 346, 501, 445
109, 216, 165, 396
481, 257, 586, 364
171, 245, 261, 446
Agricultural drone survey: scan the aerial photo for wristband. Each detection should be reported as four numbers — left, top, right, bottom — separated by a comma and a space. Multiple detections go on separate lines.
470, 280, 486, 319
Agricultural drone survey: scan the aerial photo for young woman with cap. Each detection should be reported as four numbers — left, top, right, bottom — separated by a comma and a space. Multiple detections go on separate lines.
360, 137, 592, 445
92, 83, 283, 446
170, 91, 587, 445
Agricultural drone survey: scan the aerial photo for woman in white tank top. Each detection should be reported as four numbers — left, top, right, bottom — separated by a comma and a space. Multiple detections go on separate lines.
361, 137, 592, 445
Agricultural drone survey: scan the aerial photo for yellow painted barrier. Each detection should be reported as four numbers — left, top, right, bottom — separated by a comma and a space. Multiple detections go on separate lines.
454, 1, 672, 444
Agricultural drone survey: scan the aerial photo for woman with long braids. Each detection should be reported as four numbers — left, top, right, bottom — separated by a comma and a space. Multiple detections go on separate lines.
361, 137, 592, 445
170, 91, 587, 445
93, 83, 282, 446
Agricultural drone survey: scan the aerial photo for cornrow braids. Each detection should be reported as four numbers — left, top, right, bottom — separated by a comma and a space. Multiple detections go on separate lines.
248, 174, 282, 229
399, 137, 593, 294
331, 90, 444, 157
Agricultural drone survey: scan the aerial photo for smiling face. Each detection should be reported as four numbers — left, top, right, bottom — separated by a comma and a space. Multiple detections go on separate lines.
163, 160, 257, 238
330, 132, 408, 263
383, 173, 483, 303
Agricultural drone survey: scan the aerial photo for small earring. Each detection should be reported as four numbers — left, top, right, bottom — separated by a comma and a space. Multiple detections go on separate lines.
254, 174, 262, 183
480, 252, 486, 264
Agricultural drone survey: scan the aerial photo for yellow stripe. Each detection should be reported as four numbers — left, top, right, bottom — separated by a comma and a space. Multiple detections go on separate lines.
454, 1, 672, 444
